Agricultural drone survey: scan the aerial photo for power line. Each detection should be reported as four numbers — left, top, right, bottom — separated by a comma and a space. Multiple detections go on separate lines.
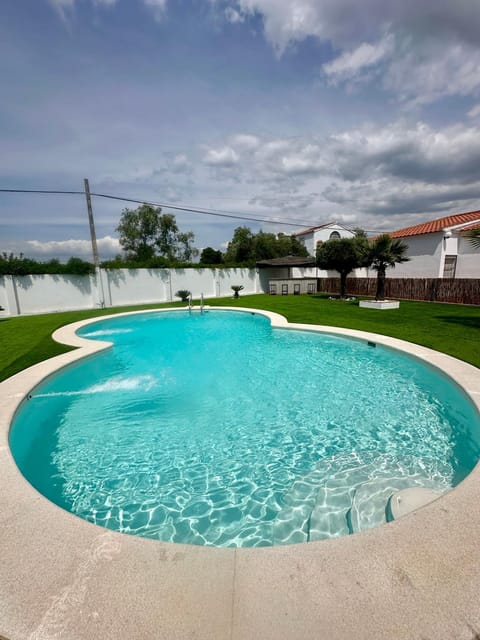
0, 188, 318, 228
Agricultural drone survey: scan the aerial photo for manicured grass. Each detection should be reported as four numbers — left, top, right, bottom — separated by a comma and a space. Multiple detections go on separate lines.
1, 294, 479, 382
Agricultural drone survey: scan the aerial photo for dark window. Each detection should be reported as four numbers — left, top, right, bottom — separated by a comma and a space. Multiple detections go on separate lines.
443, 255, 457, 278
294, 283, 301, 295
282, 284, 288, 295
307, 282, 315, 294
269, 283, 277, 294
329, 231, 341, 240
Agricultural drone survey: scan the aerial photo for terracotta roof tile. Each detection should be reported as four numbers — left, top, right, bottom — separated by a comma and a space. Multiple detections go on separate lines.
459, 220, 480, 232
388, 211, 480, 238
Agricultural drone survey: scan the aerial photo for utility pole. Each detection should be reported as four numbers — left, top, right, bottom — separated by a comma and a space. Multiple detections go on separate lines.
84, 178, 99, 268
84, 178, 105, 307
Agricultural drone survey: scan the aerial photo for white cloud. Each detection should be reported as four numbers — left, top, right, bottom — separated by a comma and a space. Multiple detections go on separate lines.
198, 118, 480, 221
203, 146, 239, 167
249, 191, 318, 210
143, 0, 168, 21
225, 6, 245, 23
22, 236, 120, 259
468, 104, 480, 119
170, 154, 193, 174
229, 134, 260, 150
327, 121, 480, 185
48, 0, 75, 21
323, 33, 394, 83
49, 0, 117, 18
229, 0, 480, 51
220, 1, 480, 105
385, 41, 480, 105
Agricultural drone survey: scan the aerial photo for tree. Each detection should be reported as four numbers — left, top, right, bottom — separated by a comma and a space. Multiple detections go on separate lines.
316, 236, 369, 298
223, 227, 309, 265
200, 247, 223, 265
116, 205, 197, 263
253, 231, 279, 260
157, 213, 181, 260
224, 227, 255, 264
368, 234, 410, 301
176, 231, 199, 262
276, 233, 310, 257
64, 257, 95, 275
117, 204, 164, 261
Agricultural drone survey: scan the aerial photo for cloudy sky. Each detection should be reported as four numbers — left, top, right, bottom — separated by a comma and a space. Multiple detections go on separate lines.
2, 0, 480, 260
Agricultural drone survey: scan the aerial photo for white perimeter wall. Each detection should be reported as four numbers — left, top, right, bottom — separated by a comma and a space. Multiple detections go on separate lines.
0, 268, 260, 316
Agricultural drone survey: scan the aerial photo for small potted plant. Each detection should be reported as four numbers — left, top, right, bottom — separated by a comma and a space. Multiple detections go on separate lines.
231, 285, 244, 299
175, 290, 191, 302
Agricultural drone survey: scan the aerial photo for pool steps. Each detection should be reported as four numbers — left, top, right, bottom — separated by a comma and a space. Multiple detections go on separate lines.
273, 453, 449, 545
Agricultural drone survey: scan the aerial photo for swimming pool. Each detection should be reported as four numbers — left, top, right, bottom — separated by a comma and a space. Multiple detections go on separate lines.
9, 309, 480, 547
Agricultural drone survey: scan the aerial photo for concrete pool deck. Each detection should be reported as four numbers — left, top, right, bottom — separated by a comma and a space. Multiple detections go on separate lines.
1, 306, 480, 640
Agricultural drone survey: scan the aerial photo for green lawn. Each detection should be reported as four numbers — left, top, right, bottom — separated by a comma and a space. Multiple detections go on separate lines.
1, 294, 479, 382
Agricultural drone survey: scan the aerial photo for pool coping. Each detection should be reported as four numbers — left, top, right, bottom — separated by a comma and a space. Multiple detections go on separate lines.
1, 305, 480, 640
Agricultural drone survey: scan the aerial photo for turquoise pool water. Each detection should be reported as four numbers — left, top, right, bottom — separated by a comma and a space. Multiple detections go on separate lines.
10, 310, 480, 547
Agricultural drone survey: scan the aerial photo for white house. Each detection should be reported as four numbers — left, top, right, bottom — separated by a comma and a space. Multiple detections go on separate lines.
292, 221, 369, 280
385, 210, 480, 279
293, 222, 356, 256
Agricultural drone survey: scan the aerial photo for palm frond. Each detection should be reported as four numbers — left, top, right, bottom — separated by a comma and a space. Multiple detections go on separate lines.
466, 229, 480, 249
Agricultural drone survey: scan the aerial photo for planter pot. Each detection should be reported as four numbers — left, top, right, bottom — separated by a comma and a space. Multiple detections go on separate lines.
359, 300, 400, 310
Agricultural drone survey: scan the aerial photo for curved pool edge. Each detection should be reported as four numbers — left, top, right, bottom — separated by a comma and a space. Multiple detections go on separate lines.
1, 306, 480, 640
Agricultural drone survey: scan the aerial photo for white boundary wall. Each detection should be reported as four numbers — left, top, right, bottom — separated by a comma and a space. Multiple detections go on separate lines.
0, 267, 259, 316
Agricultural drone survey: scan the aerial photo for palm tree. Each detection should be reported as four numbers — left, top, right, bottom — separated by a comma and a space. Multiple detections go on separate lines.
466, 228, 480, 249
368, 235, 410, 301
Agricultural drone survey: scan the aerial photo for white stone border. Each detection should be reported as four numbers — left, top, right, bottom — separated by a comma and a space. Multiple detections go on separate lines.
1, 306, 480, 640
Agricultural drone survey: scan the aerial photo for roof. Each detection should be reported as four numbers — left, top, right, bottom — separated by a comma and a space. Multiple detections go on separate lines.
388, 210, 480, 238
458, 220, 480, 232
256, 255, 316, 268
294, 223, 333, 237
293, 222, 354, 237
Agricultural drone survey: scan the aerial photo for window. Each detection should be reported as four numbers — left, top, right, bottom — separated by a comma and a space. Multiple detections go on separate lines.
443, 255, 457, 278
269, 283, 277, 295
281, 284, 288, 295
293, 283, 300, 295
329, 231, 341, 240
307, 282, 315, 294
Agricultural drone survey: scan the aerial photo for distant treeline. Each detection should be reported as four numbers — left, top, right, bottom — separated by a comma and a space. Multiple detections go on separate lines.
0, 253, 95, 276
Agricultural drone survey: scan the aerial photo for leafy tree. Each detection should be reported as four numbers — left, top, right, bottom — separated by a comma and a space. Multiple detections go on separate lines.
224, 227, 309, 265
368, 234, 410, 301
116, 205, 197, 263
316, 236, 369, 298
276, 233, 309, 257
0, 253, 94, 276
224, 227, 256, 264
200, 247, 223, 265
117, 204, 164, 261
64, 257, 95, 275
176, 231, 199, 262
253, 231, 279, 260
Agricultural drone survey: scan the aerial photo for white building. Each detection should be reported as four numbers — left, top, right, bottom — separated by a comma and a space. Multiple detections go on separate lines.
386, 210, 480, 279
293, 222, 356, 256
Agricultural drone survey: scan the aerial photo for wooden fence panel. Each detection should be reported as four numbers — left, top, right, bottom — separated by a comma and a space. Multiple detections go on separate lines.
317, 278, 480, 305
